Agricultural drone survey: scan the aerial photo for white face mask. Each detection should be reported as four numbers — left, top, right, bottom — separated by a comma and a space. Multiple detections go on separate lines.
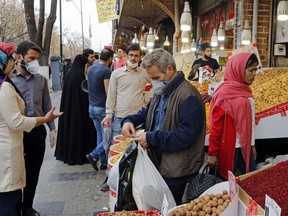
127, 60, 138, 69
151, 79, 165, 95
21, 58, 40, 74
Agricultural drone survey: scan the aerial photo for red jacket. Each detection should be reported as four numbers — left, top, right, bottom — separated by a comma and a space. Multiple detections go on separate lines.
208, 106, 236, 180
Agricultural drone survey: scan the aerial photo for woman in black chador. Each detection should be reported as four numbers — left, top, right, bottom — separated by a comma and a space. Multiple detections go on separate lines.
55, 54, 96, 165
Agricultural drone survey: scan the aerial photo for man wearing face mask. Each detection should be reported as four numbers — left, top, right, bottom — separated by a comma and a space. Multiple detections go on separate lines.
121, 48, 206, 205
12, 41, 56, 216
101, 43, 151, 191
86, 48, 114, 172
190, 43, 220, 81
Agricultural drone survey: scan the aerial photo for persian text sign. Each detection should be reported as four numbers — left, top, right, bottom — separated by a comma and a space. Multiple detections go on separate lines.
96, 0, 118, 23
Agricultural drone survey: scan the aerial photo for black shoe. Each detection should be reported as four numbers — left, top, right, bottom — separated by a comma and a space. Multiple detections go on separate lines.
86, 154, 99, 171
22, 208, 40, 216
100, 177, 109, 192
99, 163, 107, 170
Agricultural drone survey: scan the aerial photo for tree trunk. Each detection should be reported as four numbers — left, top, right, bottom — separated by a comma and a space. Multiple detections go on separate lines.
23, 0, 58, 66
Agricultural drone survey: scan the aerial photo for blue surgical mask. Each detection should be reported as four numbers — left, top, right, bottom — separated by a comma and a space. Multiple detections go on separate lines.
152, 79, 165, 95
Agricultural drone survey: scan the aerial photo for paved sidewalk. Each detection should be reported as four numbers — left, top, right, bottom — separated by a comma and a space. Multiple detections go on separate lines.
32, 90, 109, 216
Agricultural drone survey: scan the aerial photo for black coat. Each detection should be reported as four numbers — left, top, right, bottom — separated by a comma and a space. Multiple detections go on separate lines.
55, 54, 96, 165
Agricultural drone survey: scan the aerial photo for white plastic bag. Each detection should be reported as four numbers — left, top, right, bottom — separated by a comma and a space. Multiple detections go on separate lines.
132, 145, 176, 211
107, 155, 121, 191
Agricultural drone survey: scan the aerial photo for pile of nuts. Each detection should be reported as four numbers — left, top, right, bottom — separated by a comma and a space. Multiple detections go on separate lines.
169, 190, 231, 216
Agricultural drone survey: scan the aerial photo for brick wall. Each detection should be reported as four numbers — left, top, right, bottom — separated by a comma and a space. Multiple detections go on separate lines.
234, 0, 271, 67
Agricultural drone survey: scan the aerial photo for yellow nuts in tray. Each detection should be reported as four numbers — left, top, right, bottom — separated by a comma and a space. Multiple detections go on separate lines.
110, 138, 134, 153
251, 68, 288, 113
109, 153, 123, 166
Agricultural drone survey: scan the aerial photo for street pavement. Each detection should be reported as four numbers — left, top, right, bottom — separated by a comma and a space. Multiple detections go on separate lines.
33, 90, 109, 216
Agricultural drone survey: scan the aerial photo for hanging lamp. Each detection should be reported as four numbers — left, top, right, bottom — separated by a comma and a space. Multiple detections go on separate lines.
163, 36, 170, 46
191, 39, 196, 52
139, 35, 146, 50
180, 1, 192, 31
211, 29, 218, 47
153, 29, 159, 41
219, 42, 224, 50
132, 33, 139, 44
217, 21, 225, 41
146, 28, 155, 49
181, 31, 189, 43
241, 20, 251, 45
277, 0, 288, 21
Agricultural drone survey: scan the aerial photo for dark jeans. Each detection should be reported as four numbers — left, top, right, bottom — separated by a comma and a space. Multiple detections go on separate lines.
18, 125, 46, 210
0, 189, 21, 216
168, 183, 187, 205
234, 148, 256, 175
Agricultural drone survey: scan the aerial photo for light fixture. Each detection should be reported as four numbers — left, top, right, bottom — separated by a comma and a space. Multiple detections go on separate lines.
219, 42, 224, 50
217, 21, 225, 41
163, 36, 170, 46
211, 29, 218, 47
153, 29, 159, 41
132, 33, 139, 44
277, 1, 288, 21
146, 27, 155, 49
181, 43, 186, 54
180, 1, 192, 31
241, 20, 251, 45
139, 35, 146, 50
181, 31, 189, 43
191, 39, 196, 52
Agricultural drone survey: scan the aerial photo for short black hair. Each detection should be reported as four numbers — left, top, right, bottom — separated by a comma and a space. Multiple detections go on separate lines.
246, 54, 259, 69
83, 48, 94, 57
126, 43, 141, 55
94, 52, 100, 60
100, 48, 114, 61
117, 44, 127, 53
201, 43, 212, 51
16, 41, 42, 56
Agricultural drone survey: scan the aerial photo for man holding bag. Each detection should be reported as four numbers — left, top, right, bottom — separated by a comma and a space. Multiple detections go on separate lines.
121, 48, 206, 205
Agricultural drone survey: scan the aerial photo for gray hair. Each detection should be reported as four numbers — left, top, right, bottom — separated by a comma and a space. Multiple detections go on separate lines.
142, 48, 176, 74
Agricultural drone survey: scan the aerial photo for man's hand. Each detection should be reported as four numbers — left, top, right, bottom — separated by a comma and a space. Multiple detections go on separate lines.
45, 107, 63, 122
207, 155, 218, 166
122, 122, 136, 137
101, 116, 112, 126
49, 129, 57, 148
134, 132, 148, 149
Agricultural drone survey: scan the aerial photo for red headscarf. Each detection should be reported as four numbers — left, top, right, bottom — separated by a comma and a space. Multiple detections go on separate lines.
210, 52, 254, 173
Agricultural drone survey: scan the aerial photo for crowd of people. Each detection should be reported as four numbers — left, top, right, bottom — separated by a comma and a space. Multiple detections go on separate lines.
0, 38, 259, 215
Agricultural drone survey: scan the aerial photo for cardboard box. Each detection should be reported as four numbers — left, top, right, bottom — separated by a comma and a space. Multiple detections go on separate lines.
236, 168, 269, 216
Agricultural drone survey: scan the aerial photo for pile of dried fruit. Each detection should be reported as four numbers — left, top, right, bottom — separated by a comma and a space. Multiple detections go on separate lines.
251, 68, 288, 113
168, 190, 231, 216
238, 160, 288, 215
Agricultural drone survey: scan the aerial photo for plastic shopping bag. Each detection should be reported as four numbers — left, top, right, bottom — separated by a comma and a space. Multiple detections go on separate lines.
132, 145, 176, 211
107, 154, 122, 192
102, 121, 112, 151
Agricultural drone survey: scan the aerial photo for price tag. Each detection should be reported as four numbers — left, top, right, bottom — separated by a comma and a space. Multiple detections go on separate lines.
161, 194, 169, 216
228, 171, 237, 200
265, 194, 281, 216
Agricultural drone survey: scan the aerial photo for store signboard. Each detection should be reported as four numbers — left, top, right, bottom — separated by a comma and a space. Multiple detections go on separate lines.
95, 0, 119, 23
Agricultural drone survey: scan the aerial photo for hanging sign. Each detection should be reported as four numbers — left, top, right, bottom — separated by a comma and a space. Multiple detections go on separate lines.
95, 0, 119, 23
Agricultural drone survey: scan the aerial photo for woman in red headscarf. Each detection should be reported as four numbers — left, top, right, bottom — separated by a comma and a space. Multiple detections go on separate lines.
207, 52, 259, 180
